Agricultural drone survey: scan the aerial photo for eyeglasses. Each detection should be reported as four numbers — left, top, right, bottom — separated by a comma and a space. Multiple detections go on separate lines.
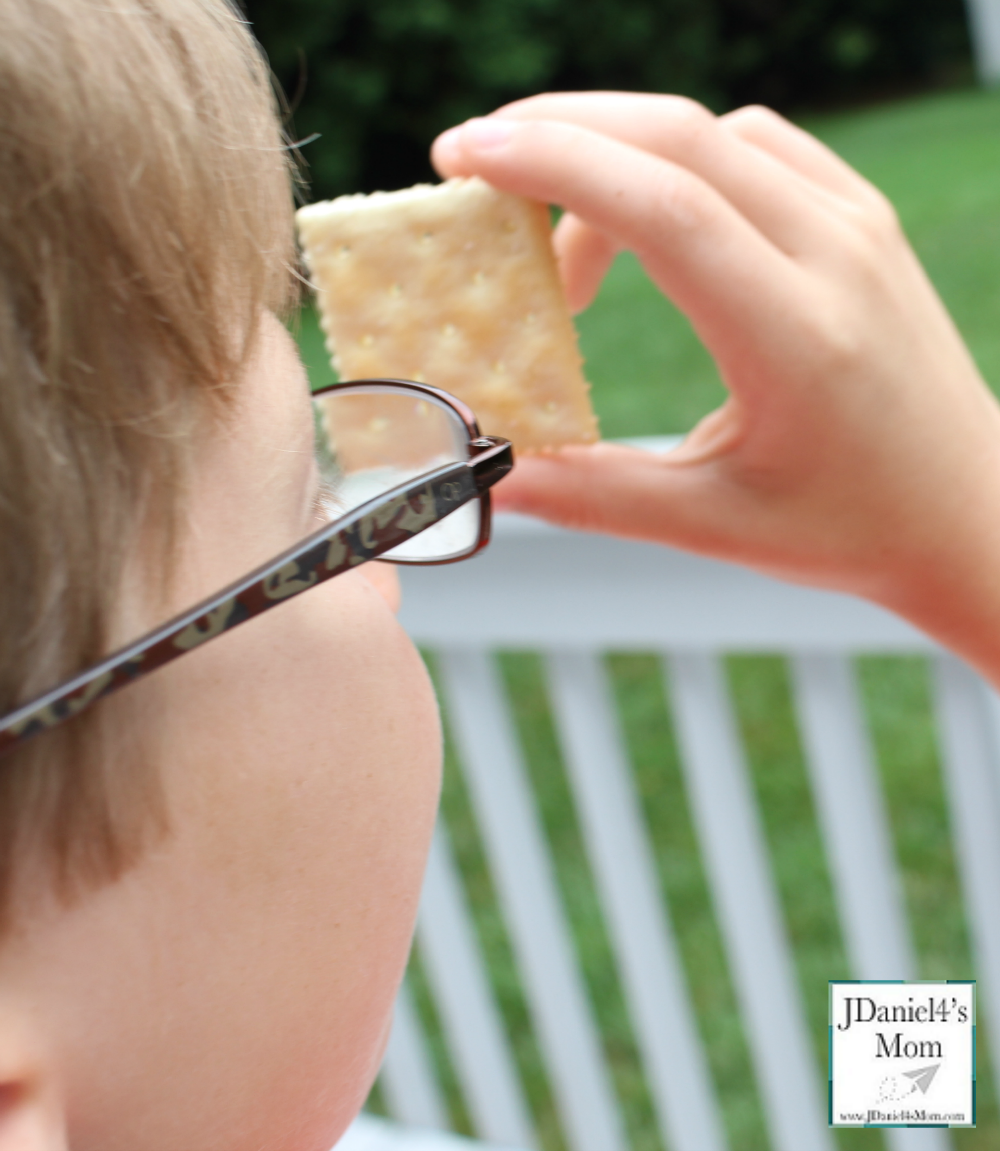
0, 378, 513, 760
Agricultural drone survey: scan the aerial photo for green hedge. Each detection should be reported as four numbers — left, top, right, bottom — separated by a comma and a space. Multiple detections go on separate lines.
243, 0, 972, 200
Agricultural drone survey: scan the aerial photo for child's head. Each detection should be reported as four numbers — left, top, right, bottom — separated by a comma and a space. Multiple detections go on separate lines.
0, 3, 441, 1147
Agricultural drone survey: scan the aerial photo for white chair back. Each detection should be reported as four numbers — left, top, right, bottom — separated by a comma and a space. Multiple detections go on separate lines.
375, 493, 1000, 1151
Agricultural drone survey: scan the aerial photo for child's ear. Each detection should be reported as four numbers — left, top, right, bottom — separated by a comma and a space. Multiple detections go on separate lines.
0, 1012, 67, 1151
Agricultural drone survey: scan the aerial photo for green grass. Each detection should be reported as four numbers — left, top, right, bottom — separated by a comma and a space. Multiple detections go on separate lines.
298, 86, 1000, 1149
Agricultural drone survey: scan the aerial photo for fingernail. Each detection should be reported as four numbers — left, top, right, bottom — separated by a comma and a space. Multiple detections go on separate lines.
462, 117, 515, 150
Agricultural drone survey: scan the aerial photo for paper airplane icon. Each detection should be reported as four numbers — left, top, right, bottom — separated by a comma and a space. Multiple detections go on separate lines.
903, 1064, 940, 1094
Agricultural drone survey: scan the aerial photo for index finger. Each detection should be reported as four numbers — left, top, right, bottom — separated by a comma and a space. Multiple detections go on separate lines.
487, 92, 851, 257
432, 116, 809, 392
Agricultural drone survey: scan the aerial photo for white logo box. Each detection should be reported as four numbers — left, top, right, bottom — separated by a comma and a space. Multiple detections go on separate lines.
829, 981, 975, 1128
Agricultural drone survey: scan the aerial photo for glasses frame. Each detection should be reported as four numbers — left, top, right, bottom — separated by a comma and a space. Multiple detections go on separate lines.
0, 378, 513, 760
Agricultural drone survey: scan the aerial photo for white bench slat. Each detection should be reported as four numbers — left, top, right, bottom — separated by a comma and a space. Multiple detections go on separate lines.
663, 652, 833, 1151
791, 655, 951, 1151
381, 978, 450, 1131
932, 655, 1000, 1108
544, 651, 727, 1151
791, 654, 916, 979
418, 826, 538, 1149
438, 649, 627, 1151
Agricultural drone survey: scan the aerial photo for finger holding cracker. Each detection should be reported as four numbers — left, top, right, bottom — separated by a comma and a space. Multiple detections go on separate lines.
430, 97, 1000, 694
296, 178, 599, 453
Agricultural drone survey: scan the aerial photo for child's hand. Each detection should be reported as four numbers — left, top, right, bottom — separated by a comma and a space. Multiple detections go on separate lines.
432, 93, 1000, 673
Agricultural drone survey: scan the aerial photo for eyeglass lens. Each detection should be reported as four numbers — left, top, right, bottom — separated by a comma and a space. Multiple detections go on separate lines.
313, 384, 480, 562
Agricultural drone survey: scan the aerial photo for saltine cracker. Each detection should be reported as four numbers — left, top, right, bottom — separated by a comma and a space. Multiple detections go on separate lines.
296, 177, 599, 451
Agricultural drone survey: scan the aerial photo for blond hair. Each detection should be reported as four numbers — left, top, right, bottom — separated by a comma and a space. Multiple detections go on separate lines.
0, 0, 297, 925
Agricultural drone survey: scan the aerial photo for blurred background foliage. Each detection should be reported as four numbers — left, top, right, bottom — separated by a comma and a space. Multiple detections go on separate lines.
242, 0, 973, 201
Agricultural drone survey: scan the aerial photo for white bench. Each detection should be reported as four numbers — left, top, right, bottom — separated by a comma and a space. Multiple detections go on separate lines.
360, 474, 1000, 1151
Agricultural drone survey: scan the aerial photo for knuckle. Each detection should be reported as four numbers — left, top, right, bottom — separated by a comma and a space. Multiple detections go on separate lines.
863, 189, 901, 235
660, 95, 716, 152
648, 164, 710, 234
803, 302, 865, 379
726, 104, 784, 133
666, 94, 713, 120
843, 184, 903, 246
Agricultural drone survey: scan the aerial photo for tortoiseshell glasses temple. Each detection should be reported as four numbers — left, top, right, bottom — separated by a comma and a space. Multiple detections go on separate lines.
0, 379, 513, 759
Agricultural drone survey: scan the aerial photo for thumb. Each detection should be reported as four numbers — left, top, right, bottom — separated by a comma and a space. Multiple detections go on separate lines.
492, 442, 744, 557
